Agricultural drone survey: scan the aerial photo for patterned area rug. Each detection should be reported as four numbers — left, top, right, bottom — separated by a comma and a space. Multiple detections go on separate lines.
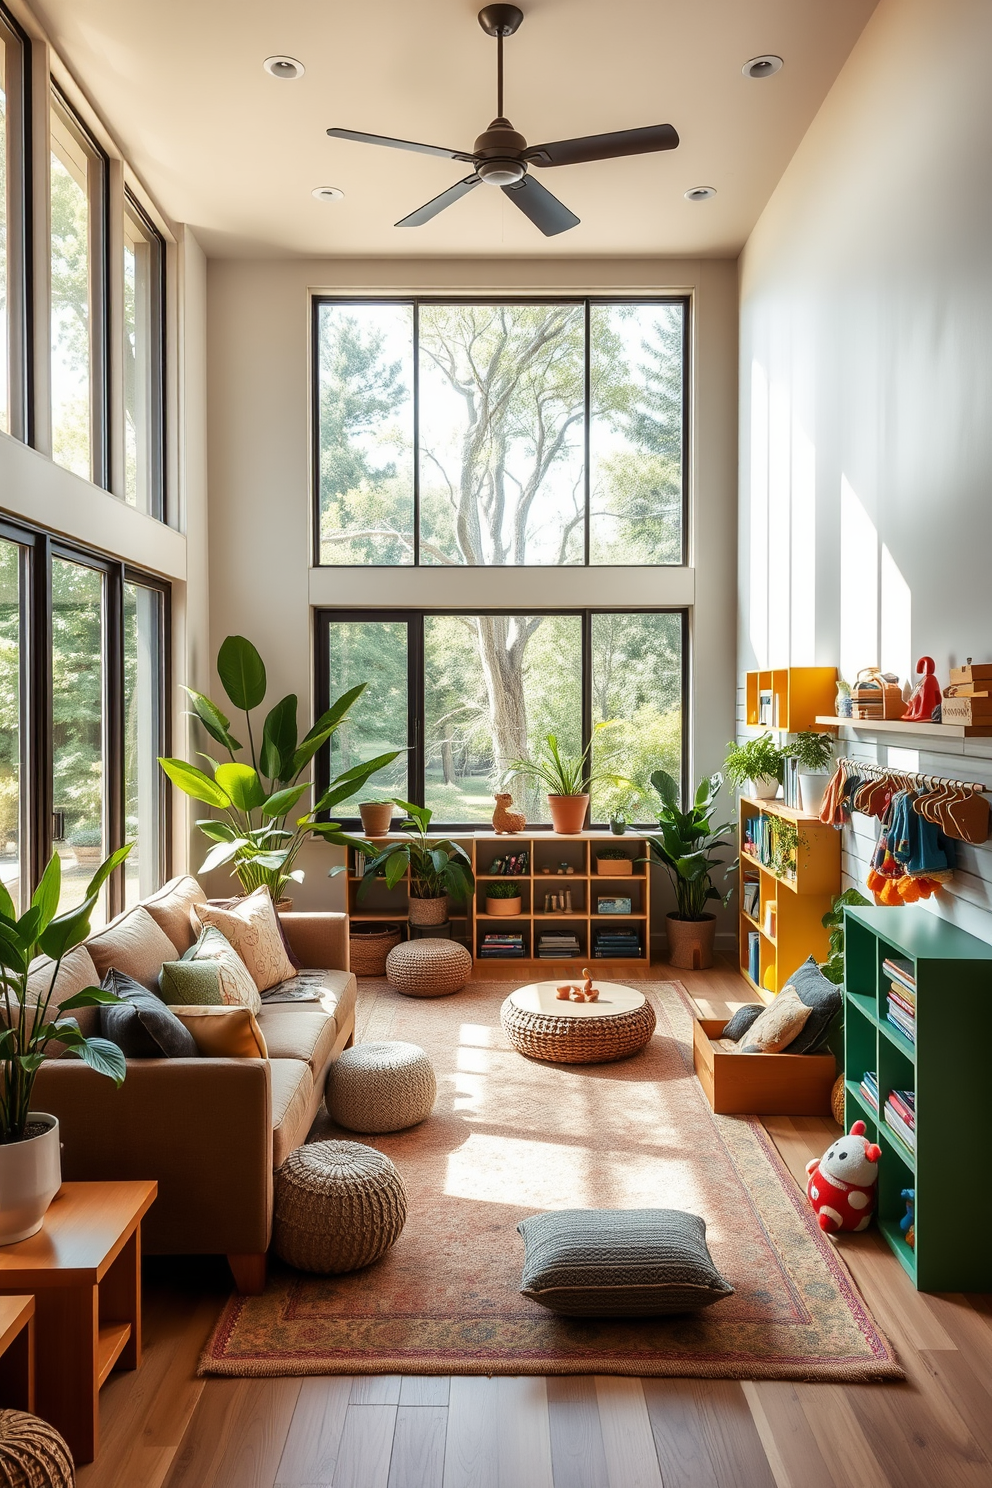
200, 979, 901, 1381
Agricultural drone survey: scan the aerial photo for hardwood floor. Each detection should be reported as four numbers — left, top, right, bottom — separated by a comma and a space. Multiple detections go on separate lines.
76, 959, 992, 1488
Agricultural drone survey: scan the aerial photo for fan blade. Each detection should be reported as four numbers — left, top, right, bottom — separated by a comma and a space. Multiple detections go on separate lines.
327, 127, 473, 163
396, 175, 481, 227
501, 176, 579, 236
526, 124, 679, 168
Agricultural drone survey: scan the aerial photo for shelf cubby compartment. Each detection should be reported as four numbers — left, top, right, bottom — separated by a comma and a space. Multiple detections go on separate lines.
744, 667, 837, 732
533, 839, 587, 877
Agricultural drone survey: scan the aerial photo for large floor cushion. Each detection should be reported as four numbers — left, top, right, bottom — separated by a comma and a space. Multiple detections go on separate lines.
273, 1140, 407, 1273
326, 1041, 436, 1133
386, 939, 472, 997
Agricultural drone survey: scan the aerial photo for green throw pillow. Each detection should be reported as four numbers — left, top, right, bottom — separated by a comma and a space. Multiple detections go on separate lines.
158, 959, 224, 1005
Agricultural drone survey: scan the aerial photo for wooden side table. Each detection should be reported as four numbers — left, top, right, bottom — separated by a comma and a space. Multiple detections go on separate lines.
0, 1295, 34, 1414
0, 1180, 156, 1463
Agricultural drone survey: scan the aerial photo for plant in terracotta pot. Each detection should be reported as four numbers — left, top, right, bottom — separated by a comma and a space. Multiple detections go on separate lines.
642, 769, 734, 971
784, 730, 834, 816
358, 802, 474, 927
358, 800, 396, 836
485, 880, 522, 916
504, 726, 629, 835
0, 846, 131, 1244
723, 733, 785, 801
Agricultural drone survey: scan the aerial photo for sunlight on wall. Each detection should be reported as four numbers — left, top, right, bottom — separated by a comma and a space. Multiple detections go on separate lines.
840, 477, 879, 684
748, 360, 770, 666
790, 418, 817, 665
767, 377, 792, 665
880, 544, 912, 688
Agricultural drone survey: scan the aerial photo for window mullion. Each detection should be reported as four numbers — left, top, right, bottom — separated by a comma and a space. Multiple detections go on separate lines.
411, 612, 425, 808
106, 158, 126, 497
581, 609, 593, 823
28, 532, 52, 890
105, 560, 125, 916
413, 303, 420, 567
583, 300, 591, 567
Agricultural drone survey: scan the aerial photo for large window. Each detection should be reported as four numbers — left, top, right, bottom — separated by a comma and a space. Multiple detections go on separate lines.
0, 535, 25, 910
314, 298, 688, 568
316, 610, 685, 827
1, 8, 27, 438
122, 193, 165, 515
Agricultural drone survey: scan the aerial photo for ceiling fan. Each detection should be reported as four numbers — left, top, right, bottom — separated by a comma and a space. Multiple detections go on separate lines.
326, 4, 679, 237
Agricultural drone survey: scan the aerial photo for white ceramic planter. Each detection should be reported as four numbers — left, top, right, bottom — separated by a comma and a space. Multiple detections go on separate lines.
0, 1113, 62, 1246
747, 777, 779, 800
799, 772, 830, 816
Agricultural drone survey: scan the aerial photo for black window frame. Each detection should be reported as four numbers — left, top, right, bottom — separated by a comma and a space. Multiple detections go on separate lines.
310, 295, 690, 570
314, 607, 688, 833
1, 2, 31, 443
121, 187, 167, 519
0, 513, 171, 918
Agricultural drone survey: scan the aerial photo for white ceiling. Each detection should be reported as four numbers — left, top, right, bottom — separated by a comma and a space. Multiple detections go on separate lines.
33, 0, 878, 258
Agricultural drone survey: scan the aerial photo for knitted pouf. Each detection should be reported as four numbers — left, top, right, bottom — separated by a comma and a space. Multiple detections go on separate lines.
385, 938, 472, 997
326, 1041, 437, 1133
273, 1140, 407, 1274
0, 1411, 75, 1487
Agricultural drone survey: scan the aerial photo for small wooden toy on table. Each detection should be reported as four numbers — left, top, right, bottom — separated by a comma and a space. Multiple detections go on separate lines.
555, 969, 600, 1003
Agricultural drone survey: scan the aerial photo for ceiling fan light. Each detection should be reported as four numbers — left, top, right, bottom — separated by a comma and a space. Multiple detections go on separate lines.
312, 186, 345, 202
742, 54, 783, 79
263, 55, 305, 80
477, 158, 525, 185
684, 186, 717, 202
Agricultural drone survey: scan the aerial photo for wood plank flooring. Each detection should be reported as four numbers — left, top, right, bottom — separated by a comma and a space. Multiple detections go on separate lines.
74, 960, 992, 1488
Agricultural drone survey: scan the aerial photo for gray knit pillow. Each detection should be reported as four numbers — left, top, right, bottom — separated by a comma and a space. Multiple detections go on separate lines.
720, 1004, 764, 1042
517, 1208, 734, 1317
780, 956, 842, 1054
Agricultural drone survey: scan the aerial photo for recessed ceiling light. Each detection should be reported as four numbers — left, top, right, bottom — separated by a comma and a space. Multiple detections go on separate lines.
263, 55, 305, 80
312, 186, 345, 202
743, 54, 783, 79
685, 186, 717, 202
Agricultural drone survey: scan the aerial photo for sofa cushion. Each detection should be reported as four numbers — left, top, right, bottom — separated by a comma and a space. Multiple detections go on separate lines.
87, 906, 180, 990
171, 1005, 268, 1059
158, 958, 224, 1005
23, 945, 102, 1044
271, 1059, 316, 1168
256, 1009, 339, 1077
195, 887, 296, 992
99, 969, 199, 1059
263, 969, 357, 1026
182, 926, 261, 1015
142, 875, 207, 954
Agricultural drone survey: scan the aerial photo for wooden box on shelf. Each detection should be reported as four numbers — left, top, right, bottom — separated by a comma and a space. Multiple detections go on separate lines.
691, 1010, 836, 1116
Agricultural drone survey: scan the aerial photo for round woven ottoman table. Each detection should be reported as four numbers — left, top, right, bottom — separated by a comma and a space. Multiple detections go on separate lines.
273, 1140, 407, 1274
0, 1411, 75, 1487
326, 1041, 437, 1133
500, 981, 656, 1065
386, 937, 472, 997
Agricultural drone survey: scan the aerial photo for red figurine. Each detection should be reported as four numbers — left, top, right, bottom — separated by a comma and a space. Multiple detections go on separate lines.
805, 1121, 881, 1233
902, 656, 942, 722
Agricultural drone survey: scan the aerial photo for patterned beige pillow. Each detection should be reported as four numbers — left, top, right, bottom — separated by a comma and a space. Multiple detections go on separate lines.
737, 986, 812, 1054
183, 926, 261, 1015
195, 888, 295, 993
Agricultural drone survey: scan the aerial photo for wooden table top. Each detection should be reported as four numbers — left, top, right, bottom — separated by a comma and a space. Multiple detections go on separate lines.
0, 1295, 34, 1352
0, 1181, 157, 1287
509, 981, 645, 1018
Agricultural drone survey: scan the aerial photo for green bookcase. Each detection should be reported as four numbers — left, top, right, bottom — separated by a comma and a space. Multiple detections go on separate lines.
842, 905, 992, 1291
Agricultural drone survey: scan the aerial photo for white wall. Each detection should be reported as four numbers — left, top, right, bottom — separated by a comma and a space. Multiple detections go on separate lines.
739, 0, 992, 940
205, 256, 739, 931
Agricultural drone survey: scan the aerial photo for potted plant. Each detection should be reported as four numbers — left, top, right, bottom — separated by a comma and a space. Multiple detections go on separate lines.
159, 636, 399, 902
642, 770, 734, 971
785, 730, 834, 816
820, 887, 871, 984
0, 847, 130, 1245
595, 847, 633, 877
66, 825, 103, 868
723, 734, 784, 800
358, 800, 396, 836
609, 812, 628, 836
485, 881, 522, 916
358, 802, 474, 927
505, 725, 628, 835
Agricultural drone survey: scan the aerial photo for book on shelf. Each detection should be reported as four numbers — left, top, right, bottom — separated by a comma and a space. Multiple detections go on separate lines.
882, 956, 916, 993
887, 1089, 915, 1127
884, 1099, 916, 1152
886, 1006, 916, 1044
742, 880, 760, 920
782, 756, 800, 810
888, 987, 915, 1018
353, 850, 366, 877
747, 930, 760, 985
860, 1070, 879, 1110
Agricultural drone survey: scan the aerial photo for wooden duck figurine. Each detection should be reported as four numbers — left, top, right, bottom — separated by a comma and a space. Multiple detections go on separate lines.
492, 792, 526, 835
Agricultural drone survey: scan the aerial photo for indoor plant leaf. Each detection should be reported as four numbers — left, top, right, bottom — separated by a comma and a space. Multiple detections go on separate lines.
38, 894, 98, 960
84, 842, 133, 900
58, 985, 126, 1009
261, 783, 310, 820
194, 819, 238, 843
159, 757, 233, 809
184, 687, 242, 753
650, 769, 680, 809
260, 693, 299, 781
55, 1029, 127, 1085
217, 634, 267, 712
198, 838, 249, 875
214, 763, 266, 812
30, 854, 62, 934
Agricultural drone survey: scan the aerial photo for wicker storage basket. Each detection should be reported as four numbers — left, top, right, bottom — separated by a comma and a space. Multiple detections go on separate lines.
0, 1411, 75, 1487
386, 938, 472, 997
500, 996, 656, 1065
349, 921, 402, 977
852, 667, 904, 720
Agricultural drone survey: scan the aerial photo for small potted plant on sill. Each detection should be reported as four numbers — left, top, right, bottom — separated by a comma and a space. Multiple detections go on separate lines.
358, 800, 396, 837
595, 847, 633, 877
357, 802, 474, 927
505, 725, 629, 835
785, 729, 834, 816
0, 846, 131, 1245
642, 770, 734, 971
723, 733, 784, 801
485, 881, 522, 916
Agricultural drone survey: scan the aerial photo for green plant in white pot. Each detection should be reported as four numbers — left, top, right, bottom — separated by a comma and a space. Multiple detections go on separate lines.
723, 734, 784, 801
0, 847, 131, 1244
785, 730, 834, 816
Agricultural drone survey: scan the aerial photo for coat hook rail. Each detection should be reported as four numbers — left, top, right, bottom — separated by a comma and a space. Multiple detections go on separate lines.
836, 757, 986, 796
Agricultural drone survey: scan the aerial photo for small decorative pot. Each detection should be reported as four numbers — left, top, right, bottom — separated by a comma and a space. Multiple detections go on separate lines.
408, 894, 449, 927
747, 777, 779, 800
0, 1113, 62, 1246
609, 815, 628, 836
799, 771, 830, 816
359, 802, 395, 836
485, 895, 522, 917
548, 794, 589, 834
836, 685, 853, 719
666, 912, 717, 971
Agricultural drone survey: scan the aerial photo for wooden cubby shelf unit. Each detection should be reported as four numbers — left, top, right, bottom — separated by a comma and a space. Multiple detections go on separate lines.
738, 796, 840, 1001
744, 667, 837, 732
842, 905, 992, 1291
346, 831, 652, 972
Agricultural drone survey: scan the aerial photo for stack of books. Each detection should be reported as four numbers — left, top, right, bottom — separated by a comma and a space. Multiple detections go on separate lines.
537, 933, 580, 959
478, 932, 525, 959
883, 956, 916, 1044
742, 879, 760, 921
859, 1070, 879, 1111
748, 930, 760, 984
593, 927, 641, 958
884, 1088, 916, 1152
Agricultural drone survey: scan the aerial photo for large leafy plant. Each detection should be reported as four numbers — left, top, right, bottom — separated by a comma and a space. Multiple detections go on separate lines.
0, 848, 131, 1143
642, 770, 734, 921
159, 636, 399, 898
723, 733, 784, 789
505, 724, 629, 798
357, 802, 474, 903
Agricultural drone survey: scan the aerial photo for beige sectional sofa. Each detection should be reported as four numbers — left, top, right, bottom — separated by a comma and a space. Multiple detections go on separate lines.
32, 875, 356, 1293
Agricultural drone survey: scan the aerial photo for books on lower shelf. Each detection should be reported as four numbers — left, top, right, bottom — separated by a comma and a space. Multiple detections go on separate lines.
479, 933, 526, 959
593, 928, 641, 958
537, 933, 581, 959
884, 1090, 916, 1152
886, 981, 916, 1044
748, 931, 760, 985
860, 1070, 879, 1111
883, 956, 916, 993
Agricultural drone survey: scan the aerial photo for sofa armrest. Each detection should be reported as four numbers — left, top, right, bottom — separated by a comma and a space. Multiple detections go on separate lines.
33, 1058, 273, 1256
279, 911, 350, 972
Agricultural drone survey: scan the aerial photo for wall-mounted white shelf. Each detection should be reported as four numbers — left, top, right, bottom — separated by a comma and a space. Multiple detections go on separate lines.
815, 715, 992, 739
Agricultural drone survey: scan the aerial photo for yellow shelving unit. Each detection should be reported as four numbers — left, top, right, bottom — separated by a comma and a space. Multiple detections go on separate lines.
739, 797, 841, 1001
745, 667, 837, 732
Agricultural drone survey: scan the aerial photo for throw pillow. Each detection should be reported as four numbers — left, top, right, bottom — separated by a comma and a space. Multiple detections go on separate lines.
778, 956, 843, 1054
517, 1208, 734, 1317
194, 887, 295, 992
737, 986, 812, 1053
720, 1004, 764, 1042
99, 968, 199, 1059
180, 926, 261, 1014
170, 1005, 268, 1059
158, 959, 224, 1006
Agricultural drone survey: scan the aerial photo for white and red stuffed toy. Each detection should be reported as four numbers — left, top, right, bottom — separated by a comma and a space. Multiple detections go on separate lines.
805, 1121, 881, 1233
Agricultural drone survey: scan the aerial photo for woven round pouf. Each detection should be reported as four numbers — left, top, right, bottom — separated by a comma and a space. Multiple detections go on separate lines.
274, 1140, 407, 1273
386, 938, 472, 997
0, 1411, 75, 1487
500, 981, 656, 1064
326, 1041, 437, 1133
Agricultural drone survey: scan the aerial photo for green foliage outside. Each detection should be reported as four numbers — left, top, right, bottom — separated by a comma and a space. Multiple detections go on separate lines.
50, 148, 91, 479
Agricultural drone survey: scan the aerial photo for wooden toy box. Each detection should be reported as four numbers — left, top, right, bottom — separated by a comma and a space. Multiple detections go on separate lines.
691, 1013, 836, 1116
